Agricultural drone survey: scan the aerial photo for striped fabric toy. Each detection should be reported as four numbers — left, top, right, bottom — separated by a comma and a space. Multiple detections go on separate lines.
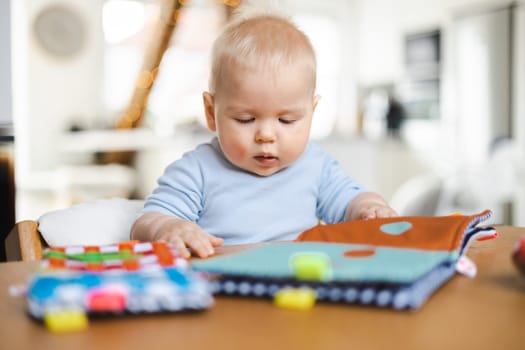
42, 241, 187, 271
26, 241, 213, 332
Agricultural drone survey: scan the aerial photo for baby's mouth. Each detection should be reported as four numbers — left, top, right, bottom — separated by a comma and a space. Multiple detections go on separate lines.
254, 153, 278, 165
255, 154, 276, 159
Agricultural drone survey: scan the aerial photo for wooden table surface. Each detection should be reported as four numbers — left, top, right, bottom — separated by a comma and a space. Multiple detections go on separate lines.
1, 226, 524, 350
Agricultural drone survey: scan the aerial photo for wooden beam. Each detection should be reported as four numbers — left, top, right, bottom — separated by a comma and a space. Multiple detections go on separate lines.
100, 0, 184, 164
117, 0, 184, 129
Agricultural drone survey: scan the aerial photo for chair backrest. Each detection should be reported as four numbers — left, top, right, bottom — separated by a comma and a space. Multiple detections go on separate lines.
5, 220, 46, 261
5, 198, 145, 261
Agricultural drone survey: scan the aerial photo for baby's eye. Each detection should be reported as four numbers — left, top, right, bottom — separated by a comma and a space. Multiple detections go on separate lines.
279, 118, 296, 124
235, 118, 255, 124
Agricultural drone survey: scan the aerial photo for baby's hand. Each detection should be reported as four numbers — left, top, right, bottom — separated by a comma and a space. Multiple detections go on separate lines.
353, 202, 397, 220
132, 213, 223, 258
346, 192, 398, 220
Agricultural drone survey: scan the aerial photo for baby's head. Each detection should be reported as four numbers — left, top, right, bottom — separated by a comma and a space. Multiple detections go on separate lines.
208, 10, 317, 96
203, 10, 319, 176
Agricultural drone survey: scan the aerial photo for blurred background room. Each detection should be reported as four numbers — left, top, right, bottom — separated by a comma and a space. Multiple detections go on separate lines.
1, 0, 524, 260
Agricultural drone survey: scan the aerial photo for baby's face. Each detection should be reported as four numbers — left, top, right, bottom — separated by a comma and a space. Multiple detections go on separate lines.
203, 63, 318, 176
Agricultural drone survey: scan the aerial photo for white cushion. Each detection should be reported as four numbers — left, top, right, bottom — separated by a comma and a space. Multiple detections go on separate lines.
38, 198, 145, 247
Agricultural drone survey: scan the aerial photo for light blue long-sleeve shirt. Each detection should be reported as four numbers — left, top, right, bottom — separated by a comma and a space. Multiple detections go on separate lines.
141, 137, 365, 245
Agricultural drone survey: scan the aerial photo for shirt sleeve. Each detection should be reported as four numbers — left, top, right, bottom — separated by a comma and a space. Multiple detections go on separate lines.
141, 152, 204, 222
316, 153, 365, 224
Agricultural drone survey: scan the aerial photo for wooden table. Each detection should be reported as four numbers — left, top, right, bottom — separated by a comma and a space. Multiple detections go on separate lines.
1, 226, 524, 350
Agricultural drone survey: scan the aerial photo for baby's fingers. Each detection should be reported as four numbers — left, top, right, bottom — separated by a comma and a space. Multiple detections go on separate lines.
207, 233, 224, 247
358, 207, 377, 220
170, 237, 192, 259
360, 206, 398, 220
357, 206, 376, 220
185, 233, 217, 258
372, 205, 398, 218
377, 206, 398, 218
170, 235, 212, 258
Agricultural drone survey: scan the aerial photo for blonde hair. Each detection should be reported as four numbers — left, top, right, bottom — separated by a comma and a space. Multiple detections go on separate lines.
208, 8, 317, 95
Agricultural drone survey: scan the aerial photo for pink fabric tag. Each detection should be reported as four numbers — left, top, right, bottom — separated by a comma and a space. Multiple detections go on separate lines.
456, 255, 477, 278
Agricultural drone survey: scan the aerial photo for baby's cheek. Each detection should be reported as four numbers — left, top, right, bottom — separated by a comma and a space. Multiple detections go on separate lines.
234, 144, 248, 158
227, 141, 247, 162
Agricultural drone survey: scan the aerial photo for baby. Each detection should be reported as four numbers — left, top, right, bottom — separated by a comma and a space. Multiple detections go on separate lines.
131, 10, 397, 258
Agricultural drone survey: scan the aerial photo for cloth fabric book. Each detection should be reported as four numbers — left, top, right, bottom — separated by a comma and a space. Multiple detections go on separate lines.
192, 210, 496, 310
26, 241, 213, 332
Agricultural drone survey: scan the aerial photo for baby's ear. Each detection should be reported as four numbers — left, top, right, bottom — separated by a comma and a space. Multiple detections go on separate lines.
313, 95, 321, 111
202, 92, 217, 131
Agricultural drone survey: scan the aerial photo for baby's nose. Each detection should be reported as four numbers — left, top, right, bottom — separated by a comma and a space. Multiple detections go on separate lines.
255, 123, 275, 143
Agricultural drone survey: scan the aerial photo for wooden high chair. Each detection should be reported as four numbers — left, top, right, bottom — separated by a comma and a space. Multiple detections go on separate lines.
5, 220, 47, 261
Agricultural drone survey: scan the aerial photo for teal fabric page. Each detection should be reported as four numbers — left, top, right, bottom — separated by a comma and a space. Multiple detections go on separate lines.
192, 242, 452, 283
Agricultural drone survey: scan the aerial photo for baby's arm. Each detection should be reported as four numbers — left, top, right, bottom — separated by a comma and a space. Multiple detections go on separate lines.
345, 192, 398, 220
131, 212, 223, 258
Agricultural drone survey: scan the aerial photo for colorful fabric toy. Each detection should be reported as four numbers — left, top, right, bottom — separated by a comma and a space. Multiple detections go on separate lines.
26, 241, 213, 332
192, 210, 496, 310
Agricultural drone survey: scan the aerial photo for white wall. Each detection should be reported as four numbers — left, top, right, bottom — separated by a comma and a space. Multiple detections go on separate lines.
12, 0, 104, 185
354, 0, 507, 85
513, 0, 525, 226
285, 0, 360, 136
0, 0, 12, 125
